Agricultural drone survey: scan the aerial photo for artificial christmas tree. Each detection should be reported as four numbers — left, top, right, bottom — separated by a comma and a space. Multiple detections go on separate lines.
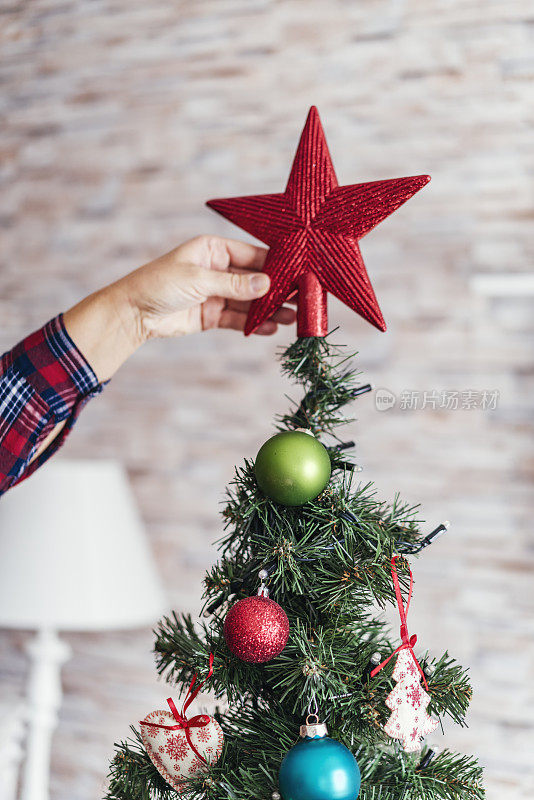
106, 109, 483, 800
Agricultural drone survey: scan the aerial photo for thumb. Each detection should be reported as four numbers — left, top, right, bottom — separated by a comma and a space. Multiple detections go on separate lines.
203, 269, 270, 301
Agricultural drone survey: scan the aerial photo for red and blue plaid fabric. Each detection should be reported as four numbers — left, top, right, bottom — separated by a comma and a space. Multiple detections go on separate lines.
0, 314, 102, 495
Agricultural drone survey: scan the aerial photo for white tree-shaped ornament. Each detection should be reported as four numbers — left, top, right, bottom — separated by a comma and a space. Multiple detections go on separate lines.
371, 555, 439, 753
383, 649, 438, 752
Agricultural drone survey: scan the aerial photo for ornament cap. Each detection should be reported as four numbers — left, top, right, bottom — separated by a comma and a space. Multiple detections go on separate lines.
300, 714, 328, 739
294, 428, 315, 437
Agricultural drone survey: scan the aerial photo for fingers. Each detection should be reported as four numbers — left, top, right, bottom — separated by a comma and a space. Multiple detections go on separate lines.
202, 267, 270, 302
219, 237, 268, 271
182, 235, 268, 271
227, 300, 296, 325
254, 320, 278, 335
271, 306, 297, 324
218, 305, 295, 335
217, 311, 275, 335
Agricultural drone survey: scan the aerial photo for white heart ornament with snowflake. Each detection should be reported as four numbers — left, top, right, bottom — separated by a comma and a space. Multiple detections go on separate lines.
140, 708, 224, 792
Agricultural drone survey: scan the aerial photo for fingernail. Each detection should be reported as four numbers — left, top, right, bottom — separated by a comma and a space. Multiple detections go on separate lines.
250, 274, 270, 295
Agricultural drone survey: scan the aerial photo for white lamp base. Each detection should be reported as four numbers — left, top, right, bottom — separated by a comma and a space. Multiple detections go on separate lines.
21, 629, 71, 800
0, 697, 25, 800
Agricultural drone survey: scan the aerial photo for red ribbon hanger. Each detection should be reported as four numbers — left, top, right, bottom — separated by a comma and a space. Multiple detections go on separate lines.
370, 556, 428, 689
140, 653, 215, 764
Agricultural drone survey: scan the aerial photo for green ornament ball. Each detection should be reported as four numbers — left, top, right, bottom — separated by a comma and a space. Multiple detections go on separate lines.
254, 430, 331, 506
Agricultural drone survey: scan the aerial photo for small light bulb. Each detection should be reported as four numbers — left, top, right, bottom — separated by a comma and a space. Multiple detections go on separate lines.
370, 651, 382, 665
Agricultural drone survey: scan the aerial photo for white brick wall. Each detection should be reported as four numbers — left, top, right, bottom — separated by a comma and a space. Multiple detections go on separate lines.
1, 2, 533, 797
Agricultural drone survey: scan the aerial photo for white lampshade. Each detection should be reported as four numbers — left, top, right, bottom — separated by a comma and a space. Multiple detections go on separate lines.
0, 459, 165, 631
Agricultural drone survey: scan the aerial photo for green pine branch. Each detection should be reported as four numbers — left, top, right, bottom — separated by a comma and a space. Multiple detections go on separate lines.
106, 729, 177, 800
107, 712, 483, 800
107, 335, 483, 799
278, 334, 362, 436
216, 470, 421, 611
357, 746, 484, 800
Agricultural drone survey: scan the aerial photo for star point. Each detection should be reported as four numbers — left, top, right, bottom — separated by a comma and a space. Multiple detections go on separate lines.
207, 107, 429, 336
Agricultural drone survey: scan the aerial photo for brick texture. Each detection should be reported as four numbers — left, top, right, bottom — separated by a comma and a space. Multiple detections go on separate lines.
1, 1, 533, 798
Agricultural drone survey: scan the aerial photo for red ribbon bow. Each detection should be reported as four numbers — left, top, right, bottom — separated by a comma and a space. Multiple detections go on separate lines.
370, 556, 428, 689
140, 653, 215, 764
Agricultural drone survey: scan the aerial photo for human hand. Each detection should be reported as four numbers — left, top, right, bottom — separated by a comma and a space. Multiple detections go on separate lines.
63, 236, 295, 383
117, 235, 295, 340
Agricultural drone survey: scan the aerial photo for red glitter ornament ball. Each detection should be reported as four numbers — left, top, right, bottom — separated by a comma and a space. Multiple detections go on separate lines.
223, 595, 289, 663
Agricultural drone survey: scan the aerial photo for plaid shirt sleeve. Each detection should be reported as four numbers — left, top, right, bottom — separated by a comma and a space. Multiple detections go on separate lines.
0, 314, 103, 495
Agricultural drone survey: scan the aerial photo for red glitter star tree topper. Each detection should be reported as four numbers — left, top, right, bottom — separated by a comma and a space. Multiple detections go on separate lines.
207, 107, 430, 337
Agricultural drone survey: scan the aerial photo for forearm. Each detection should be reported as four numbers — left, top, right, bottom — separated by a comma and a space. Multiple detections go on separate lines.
3, 235, 280, 489
28, 284, 142, 461
63, 281, 144, 383
0, 316, 102, 493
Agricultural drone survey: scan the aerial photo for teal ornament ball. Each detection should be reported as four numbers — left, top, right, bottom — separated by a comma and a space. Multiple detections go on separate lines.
278, 722, 361, 800
254, 430, 331, 506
